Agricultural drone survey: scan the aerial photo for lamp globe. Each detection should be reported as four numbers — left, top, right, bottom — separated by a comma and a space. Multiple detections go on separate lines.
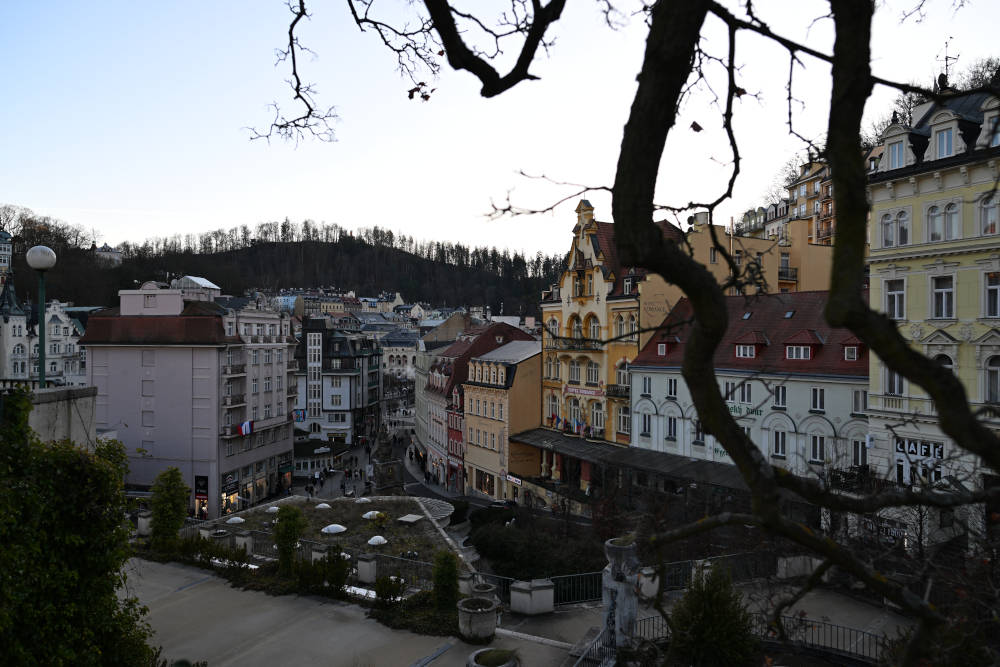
26, 246, 57, 271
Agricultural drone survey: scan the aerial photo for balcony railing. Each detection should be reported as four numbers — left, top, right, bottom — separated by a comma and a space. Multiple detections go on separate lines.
817, 224, 835, 239
819, 206, 835, 221
544, 338, 603, 351
223, 394, 246, 406
287, 360, 299, 370
606, 384, 630, 399
777, 266, 798, 281
820, 187, 833, 201
222, 364, 247, 375
807, 187, 820, 198
287, 385, 298, 395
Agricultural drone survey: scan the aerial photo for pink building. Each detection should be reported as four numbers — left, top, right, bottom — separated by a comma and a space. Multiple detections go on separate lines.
80, 277, 298, 518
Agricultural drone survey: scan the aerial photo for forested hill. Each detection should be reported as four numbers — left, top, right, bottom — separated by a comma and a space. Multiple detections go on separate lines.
0, 207, 565, 315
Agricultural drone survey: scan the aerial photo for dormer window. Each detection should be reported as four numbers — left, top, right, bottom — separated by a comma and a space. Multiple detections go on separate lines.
657, 343, 666, 355
936, 128, 953, 158
736, 345, 755, 358
991, 118, 1000, 148
845, 347, 858, 361
786, 346, 811, 360
623, 278, 632, 294
888, 141, 904, 170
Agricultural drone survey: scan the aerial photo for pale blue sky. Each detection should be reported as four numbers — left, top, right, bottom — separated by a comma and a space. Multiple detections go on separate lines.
1, 1, 997, 254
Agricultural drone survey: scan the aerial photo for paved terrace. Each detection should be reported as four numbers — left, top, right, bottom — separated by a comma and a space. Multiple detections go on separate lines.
129, 559, 913, 667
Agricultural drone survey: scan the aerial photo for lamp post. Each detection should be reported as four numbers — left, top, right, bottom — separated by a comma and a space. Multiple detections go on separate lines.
26, 246, 56, 388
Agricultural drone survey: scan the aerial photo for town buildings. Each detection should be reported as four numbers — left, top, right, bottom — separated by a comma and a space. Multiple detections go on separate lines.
413, 311, 472, 465
463, 340, 541, 503
424, 322, 534, 492
629, 292, 870, 477
292, 316, 384, 449
382, 330, 419, 379
79, 277, 298, 518
865, 80, 1000, 547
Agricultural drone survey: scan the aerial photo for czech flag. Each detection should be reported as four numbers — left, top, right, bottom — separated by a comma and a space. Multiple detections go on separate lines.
238, 421, 253, 436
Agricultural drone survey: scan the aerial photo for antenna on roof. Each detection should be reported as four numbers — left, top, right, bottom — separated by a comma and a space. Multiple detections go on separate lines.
936, 38, 959, 84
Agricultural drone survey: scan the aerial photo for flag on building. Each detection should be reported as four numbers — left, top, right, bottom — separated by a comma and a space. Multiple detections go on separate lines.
293, 409, 307, 422
238, 421, 253, 436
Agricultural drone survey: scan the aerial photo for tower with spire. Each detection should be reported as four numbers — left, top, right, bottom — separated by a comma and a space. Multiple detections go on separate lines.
0, 272, 29, 379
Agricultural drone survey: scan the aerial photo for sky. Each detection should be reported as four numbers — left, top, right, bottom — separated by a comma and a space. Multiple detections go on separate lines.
1, 1, 997, 257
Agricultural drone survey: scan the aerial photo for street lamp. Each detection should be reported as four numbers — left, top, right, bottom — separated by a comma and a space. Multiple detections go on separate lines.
26, 246, 56, 388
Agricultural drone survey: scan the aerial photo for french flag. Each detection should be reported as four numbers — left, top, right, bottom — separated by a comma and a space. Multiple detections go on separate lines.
238, 421, 253, 436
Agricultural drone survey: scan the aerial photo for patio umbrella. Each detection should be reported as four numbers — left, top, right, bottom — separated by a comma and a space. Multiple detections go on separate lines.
316, 503, 331, 509
355, 497, 371, 504
321, 524, 347, 534
368, 535, 387, 546
266, 506, 280, 513
362, 511, 380, 520
226, 516, 245, 524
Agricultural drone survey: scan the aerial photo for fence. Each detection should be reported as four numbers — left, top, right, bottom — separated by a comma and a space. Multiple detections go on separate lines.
375, 553, 435, 591
703, 549, 778, 583
572, 625, 616, 667
552, 572, 603, 605
250, 531, 316, 562
476, 572, 515, 606
634, 615, 669, 641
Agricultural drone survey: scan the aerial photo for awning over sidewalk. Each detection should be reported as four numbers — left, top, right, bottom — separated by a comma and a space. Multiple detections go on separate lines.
508, 428, 622, 462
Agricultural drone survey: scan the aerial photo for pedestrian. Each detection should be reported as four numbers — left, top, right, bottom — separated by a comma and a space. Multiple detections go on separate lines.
320, 477, 325, 489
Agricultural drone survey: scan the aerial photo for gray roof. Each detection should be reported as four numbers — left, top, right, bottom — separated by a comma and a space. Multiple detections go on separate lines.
473, 340, 541, 364
174, 276, 220, 290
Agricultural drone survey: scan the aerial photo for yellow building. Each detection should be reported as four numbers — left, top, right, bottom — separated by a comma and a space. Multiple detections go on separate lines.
463, 341, 541, 503
866, 83, 1000, 542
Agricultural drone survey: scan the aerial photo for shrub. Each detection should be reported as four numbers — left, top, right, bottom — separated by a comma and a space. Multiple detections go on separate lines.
295, 551, 352, 596
273, 505, 308, 575
374, 574, 405, 610
468, 506, 517, 532
469, 523, 605, 580
669, 561, 757, 667
433, 550, 461, 611
371, 511, 391, 529
149, 466, 190, 550
879, 615, 994, 667
447, 500, 470, 524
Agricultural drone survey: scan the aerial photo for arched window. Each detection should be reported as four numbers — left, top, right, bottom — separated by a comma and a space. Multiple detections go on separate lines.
934, 354, 953, 372
628, 315, 637, 341
616, 315, 625, 339
897, 211, 909, 246
49, 361, 57, 373
944, 203, 959, 240
547, 394, 559, 420
553, 358, 561, 380
13, 344, 23, 355
569, 398, 581, 425
987, 357, 1000, 404
545, 356, 553, 378
587, 361, 600, 384
547, 318, 559, 338
491, 368, 497, 384
617, 406, 630, 434
616, 362, 630, 386
63, 361, 71, 372
983, 197, 997, 236
572, 318, 583, 340
569, 359, 581, 382
591, 402, 605, 429
476, 367, 482, 382
881, 213, 894, 247
928, 206, 942, 242
310, 422, 321, 433
588, 317, 601, 341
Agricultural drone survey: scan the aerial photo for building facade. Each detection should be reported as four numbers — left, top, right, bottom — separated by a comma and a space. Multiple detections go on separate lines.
80, 277, 298, 518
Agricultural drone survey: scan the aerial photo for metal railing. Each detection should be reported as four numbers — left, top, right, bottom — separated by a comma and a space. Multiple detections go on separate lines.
634, 615, 670, 641
223, 364, 247, 375
777, 266, 798, 281
753, 614, 886, 662
476, 572, 515, 605
605, 384, 630, 399
552, 572, 603, 605
375, 554, 435, 590
702, 549, 778, 583
572, 625, 616, 667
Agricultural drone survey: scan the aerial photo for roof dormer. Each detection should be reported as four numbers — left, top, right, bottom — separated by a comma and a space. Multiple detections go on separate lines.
922, 109, 967, 162
975, 96, 1000, 150
783, 329, 824, 360
732, 331, 768, 358
878, 115, 917, 172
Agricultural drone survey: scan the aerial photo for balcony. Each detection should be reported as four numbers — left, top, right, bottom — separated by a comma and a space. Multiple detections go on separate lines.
606, 384, 630, 400
543, 338, 603, 351
223, 394, 246, 406
287, 385, 298, 396
817, 224, 835, 239
807, 187, 820, 198
777, 266, 798, 281
819, 205, 835, 221
820, 187, 833, 201
222, 364, 247, 376
287, 360, 299, 370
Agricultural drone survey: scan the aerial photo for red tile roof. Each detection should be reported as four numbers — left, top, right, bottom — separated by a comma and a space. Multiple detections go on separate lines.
732, 331, 769, 345
588, 219, 685, 300
631, 291, 868, 377
426, 323, 535, 398
80, 302, 236, 346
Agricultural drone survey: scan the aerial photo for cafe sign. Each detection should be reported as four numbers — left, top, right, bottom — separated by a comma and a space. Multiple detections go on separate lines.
894, 441, 944, 459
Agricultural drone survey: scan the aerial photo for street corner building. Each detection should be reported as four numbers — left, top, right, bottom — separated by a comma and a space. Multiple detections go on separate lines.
79, 276, 298, 518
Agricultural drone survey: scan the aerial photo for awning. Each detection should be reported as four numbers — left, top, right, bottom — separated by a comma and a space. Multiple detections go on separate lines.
278, 465, 295, 473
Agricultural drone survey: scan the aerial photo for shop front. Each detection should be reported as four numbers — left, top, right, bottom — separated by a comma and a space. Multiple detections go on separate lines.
277, 451, 294, 491
194, 475, 209, 520
221, 470, 239, 515
473, 467, 496, 499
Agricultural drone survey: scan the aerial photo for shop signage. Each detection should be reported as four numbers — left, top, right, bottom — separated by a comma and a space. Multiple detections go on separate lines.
894, 441, 944, 459
222, 480, 238, 494
194, 476, 208, 500
223, 470, 238, 484
728, 405, 762, 416
314, 446, 330, 454
563, 384, 604, 397
506, 474, 522, 486
863, 519, 906, 539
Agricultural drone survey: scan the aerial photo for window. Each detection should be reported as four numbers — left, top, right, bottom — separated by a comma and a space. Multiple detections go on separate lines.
547, 394, 559, 419
667, 417, 676, 439
587, 361, 600, 384
693, 420, 704, 443
897, 211, 909, 245
587, 274, 594, 295
935, 354, 953, 372
264, 349, 271, 363
736, 345, 755, 358
491, 433, 496, 450
710, 247, 718, 263
845, 347, 857, 361
888, 141, 904, 169
987, 273, 1000, 318
252, 378, 259, 394
545, 355, 553, 378
886, 369, 904, 395
852, 439, 868, 467
810, 435, 825, 462
928, 206, 943, 242
987, 357, 1000, 404
724, 381, 737, 402
642, 376, 652, 395
627, 315, 637, 341
498, 403, 503, 420
569, 360, 581, 383
667, 378, 677, 398
616, 315, 625, 339
331, 395, 341, 406
773, 430, 786, 456
252, 406, 259, 420
618, 406, 630, 434
935, 128, 953, 158
476, 399, 481, 415
640, 413, 651, 435
144, 295, 157, 308
624, 278, 633, 294
569, 398, 581, 425
739, 382, 752, 404
658, 343, 666, 355
811, 387, 825, 411
547, 318, 559, 338
572, 318, 583, 340
277, 377, 282, 390
853, 389, 868, 413
277, 349, 284, 362
616, 363, 630, 386
264, 404, 271, 419
786, 346, 810, 360
252, 349, 259, 365
886, 279, 905, 319
932, 276, 954, 319
734, 250, 742, 266
588, 317, 600, 340
773, 385, 786, 407
984, 197, 997, 236
491, 402, 496, 419
591, 402, 604, 429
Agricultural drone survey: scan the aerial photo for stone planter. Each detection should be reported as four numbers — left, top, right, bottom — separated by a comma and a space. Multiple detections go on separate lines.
210, 529, 232, 549
136, 510, 153, 537
604, 539, 639, 582
457, 597, 499, 640
471, 582, 497, 602
467, 648, 518, 667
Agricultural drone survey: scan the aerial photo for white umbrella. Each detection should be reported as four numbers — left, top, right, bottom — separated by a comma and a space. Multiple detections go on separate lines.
368, 535, 387, 546
226, 516, 245, 524
315, 503, 331, 509
362, 511, 380, 520
355, 497, 371, 504
266, 506, 280, 513
321, 524, 347, 534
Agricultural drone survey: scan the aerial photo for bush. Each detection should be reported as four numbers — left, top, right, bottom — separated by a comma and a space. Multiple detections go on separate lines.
669, 562, 757, 667
368, 590, 463, 638
149, 466, 190, 550
468, 506, 517, 532
879, 615, 994, 667
432, 550, 461, 611
374, 574, 406, 610
447, 500, 470, 524
469, 522, 606, 580
273, 505, 308, 575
